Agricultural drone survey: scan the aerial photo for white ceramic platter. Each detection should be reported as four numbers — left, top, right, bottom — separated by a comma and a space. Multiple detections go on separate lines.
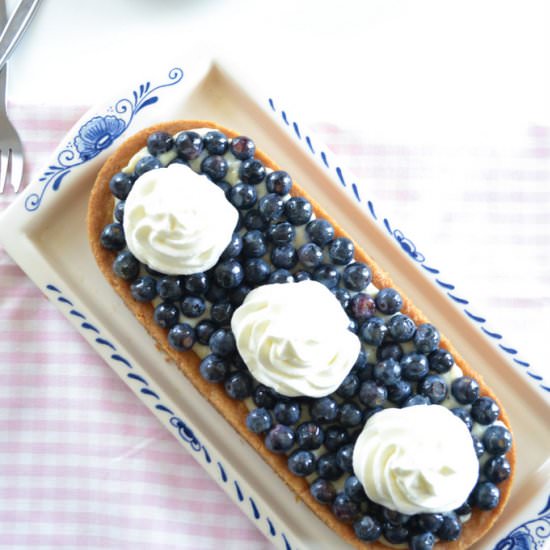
0, 58, 548, 550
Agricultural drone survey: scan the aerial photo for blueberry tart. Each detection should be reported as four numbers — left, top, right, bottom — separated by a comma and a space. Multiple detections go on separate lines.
88, 121, 515, 549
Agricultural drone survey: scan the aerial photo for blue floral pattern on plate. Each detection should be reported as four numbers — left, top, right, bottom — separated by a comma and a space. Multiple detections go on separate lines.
25, 67, 184, 212
494, 496, 550, 549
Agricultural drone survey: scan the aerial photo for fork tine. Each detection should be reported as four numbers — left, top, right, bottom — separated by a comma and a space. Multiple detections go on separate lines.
10, 149, 23, 193
0, 149, 8, 194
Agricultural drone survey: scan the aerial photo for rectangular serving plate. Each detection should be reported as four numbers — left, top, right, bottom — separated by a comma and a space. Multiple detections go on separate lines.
0, 57, 548, 550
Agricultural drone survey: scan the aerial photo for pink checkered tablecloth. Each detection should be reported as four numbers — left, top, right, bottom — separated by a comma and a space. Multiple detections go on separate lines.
0, 105, 548, 549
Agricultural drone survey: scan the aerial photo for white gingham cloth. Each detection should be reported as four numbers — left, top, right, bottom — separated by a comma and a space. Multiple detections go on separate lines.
0, 105, 548, 549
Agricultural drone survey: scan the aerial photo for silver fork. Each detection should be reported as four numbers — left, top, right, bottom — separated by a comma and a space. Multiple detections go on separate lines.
0, 1, 23, 194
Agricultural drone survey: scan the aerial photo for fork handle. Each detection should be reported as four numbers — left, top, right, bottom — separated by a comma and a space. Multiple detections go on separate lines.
0, 0, 42, 73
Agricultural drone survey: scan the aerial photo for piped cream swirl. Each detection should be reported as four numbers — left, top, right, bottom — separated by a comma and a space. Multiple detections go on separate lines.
231, 280, 361, 397
123, 164, 238, 275
353, 405, 479, 515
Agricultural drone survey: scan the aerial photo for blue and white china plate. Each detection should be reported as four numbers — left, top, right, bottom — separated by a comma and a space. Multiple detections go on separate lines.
0, 58, 548, 549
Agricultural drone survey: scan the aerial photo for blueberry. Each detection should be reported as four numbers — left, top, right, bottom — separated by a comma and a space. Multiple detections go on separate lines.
339, 402, 363, 428
471, 396, 500, 425
253, 384, 277, 409
229, 182, 257, 209
312, 264, 341, 289
266, 170, 292, 195
310, 397, 339, 424
377, 343, 404, 363
328, 237, 354, 265
437, 513, 461, 541
288, 449, 316, 477
130, 275, 157, 302
205, 283, 227, 303
416, 513, 444, 533
316, 453, 342, 480
228, 284, 251, 307
109, 172, 134, 199
455, 502, 472, 517
265, 424, 295, 453
387, 314, 416, 342
100, 223, 125, 250
112, 249, 140, 280
224, 371, 253, 400
324, 426, 351, 451
153, 302, 179, 329
354, 515, 382, 542
472, 481, 500, 510
403, 395, 431, 407
285, 197, 312, 225
168, 323, 196, 351
428, 349, 454, 373
332, 493, 360, 523
295, 421, 324, 450
216, 181, 231, 197
482, 425, 512, 455
484, 455, 511, 483
267, 221, 295, 244
414, 323, 440, 354
382, 508, 409, 526
196, 319, 217, 345
244, 258, 271, 285
183, 272, 209, 296
400, 353, 429, 381
214, 259, 244, 289
258, 193, 285, 222
336, 443, 355, 473
374, 288, 403, 315
147, 131, 174, 155
135, 155, 162, 176
306, 219, 335, 246
419, 374, 448, 404
221, 233, 243, 259
201, 155, 228, 181
181, 295, 206, 318
239, 158, 266, 184
359, 380, 387, 408
347, 293, 376, 322
387, 379, 413, 405
268, 269, 293, 284
472, 435, 485, 458
208, 328, 236, 357
343, 262, 371, 291
409, 532, 435, 550
310, 478, 336, 504
199, 354, 228, 382
332, 288, 351, 310
271, 244, 298, 269
114, 200, 125, 222
230, 136, 255, 159
175, 131, 203, 160
297, 242, 323, 268
383, 523, 409, 544
451, 407, 473, 430
344, 476, 367, 503
203, 130, 228, 155
352, 349, 371, 379
241, 231, 265, 259
246, 407, 272, 433
208, 301, 231, 327
360, 317, 388, 346
243, 209, 267, 230
156, 276, 183, 300
451, 376, 479, 404
274, 401, 301, 425
336, 373, 360, 398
